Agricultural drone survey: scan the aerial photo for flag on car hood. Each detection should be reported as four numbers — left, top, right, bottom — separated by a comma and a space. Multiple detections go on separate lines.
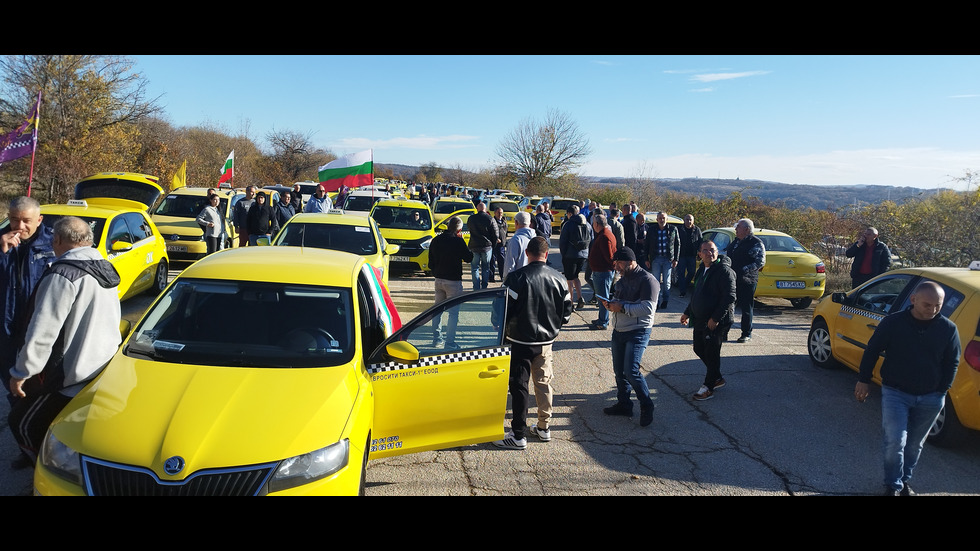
218, 150, 234, 184
318, 149, 372, 192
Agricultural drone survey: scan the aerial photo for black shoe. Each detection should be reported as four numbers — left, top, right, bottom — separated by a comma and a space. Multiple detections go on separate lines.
901, 482, 916, 496
678, 292, 686, 298
640, 405, 654, 427
736, 335, 751, 343
883, 486, 902, 496
658, 300, 668, 309
603, 402, 633, 417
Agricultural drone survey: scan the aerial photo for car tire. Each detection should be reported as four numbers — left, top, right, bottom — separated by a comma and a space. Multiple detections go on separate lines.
145, 260, 168, 296
928, 396, 969, 448
807, 318, 839, 369
790, 297, 813, 309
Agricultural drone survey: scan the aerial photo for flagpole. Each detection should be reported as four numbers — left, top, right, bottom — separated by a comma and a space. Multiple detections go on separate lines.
26, 91, 41, 197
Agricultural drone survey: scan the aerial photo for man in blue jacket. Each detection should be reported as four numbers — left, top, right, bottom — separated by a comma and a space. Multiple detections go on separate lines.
854, 281, 960, 496
0, 196, 56, 407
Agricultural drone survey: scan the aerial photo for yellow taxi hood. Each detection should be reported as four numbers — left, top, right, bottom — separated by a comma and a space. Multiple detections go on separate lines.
53, 355, 362, 479
151, 214, 204, 236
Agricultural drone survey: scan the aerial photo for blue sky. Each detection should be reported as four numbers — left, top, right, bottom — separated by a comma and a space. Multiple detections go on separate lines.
133, 55, 980, 190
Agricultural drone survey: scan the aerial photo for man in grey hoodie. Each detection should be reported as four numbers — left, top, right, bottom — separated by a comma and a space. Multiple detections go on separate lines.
8, 216, 122, 464
502, 211, 535, 281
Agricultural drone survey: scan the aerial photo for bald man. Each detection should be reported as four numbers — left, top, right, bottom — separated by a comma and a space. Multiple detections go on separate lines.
855, 281, 960, 496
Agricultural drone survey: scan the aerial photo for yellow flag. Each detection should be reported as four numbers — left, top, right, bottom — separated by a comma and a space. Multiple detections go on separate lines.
171, 160, 187, 189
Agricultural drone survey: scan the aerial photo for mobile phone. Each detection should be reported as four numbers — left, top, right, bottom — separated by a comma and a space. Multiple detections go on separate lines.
595, 295, 611, 303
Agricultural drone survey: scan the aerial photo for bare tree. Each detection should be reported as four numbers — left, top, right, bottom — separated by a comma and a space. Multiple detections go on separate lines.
495, 108, 591, 194
259, 128, 334, 184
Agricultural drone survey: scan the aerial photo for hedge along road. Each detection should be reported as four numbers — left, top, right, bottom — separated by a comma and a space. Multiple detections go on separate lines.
4, 255, 980, 496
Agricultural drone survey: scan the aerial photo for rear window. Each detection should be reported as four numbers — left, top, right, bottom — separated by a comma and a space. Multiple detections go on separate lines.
490, 201, 520, 213
758, 234, 809, 253
275, 222, 377, 256
551, 199, 577, 211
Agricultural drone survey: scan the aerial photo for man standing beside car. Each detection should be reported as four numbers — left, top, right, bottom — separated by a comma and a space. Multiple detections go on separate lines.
644, 212, 680, 310
725, 218, 765, 343
8, 216, 121, 465
428, 216, 473, 349
676, 214, 703, 298
467, 201, 500, 291
854, 281, 959, 496
233, 185, 256, 247
846, 227, 891, 289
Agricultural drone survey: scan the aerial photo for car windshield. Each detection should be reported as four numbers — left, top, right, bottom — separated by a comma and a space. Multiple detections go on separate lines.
435, 202, 472, 214
372, 206, 432, 230
758, 234, 810, 253
38, 214, 107, 246
274, 221, 378, 255
125, 279, 355, 368
344, 195, 381, 211
489, 201, 520, 213
154, 194, 229, 218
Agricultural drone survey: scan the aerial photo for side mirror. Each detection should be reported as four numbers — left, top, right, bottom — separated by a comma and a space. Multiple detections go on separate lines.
385, 243, 400, 255
831, 292, 847, 304
386, 340, 420, 363
255, 236, 271, 246
110, 241, 133, 253
119, 319, 132, 341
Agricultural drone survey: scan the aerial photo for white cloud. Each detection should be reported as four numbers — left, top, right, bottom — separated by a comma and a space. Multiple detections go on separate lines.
331, 134, 480, 151
690, 70, 770, 83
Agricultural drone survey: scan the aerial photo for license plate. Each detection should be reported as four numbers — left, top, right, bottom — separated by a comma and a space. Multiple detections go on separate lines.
776, 281, 806, 289
392, 255, 410, 262
167, 245, 187, 252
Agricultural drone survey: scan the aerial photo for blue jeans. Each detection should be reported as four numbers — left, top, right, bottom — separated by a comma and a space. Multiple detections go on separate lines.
470, 249, 492, 291
591, 270, 614, 327
676, 256, 697, 294
880, 386, 945, 491
650, 256, 672, 304
611, 328, 654, 409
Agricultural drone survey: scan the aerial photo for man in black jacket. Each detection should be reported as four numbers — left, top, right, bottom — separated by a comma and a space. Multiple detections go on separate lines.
725, 218, 766, 343
467, 201, 500, 291
246, 191, 278, 245
428, 216, 473, 349
845, 227, 891, 288
493, 236, 572, 450
680, 241, 736, 401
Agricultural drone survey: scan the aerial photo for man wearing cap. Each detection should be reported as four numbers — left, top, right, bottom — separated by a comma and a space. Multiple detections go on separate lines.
597, 246, 659, 427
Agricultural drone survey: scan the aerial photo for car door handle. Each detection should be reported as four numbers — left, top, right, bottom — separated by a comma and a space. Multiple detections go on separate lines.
866, 324, 878, 330
480, 366, 506, 378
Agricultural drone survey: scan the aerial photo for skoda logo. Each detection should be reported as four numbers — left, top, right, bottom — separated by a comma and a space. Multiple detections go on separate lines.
164, 456, 185, 475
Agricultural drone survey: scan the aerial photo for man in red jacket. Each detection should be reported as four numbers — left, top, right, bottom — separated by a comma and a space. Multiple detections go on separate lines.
588, 214, 617, 330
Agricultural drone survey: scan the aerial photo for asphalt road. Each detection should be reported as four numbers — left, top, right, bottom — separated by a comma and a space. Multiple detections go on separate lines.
4, 254, 980, 496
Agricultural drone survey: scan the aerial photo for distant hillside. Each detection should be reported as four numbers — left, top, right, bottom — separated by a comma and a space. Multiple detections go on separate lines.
377, 164, 945, 211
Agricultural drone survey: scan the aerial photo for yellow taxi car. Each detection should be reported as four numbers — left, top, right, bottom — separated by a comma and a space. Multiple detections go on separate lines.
342, 189, 392, 215
369, 198, 435, 274
702, 226, 826, 309
33, 246, 512, 496
151, 186, 244, 261
487, 197, 521, 233
431, 196, 476, 225
2, 172, 171, 302
807, 262, 980, 447
545, 197, 580, 231
262, 211, 400, 286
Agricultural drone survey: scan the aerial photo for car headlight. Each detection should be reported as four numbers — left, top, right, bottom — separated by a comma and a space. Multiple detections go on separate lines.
420, 237, 433, 250
40, 430, 83, 486
268, 439, 349, 493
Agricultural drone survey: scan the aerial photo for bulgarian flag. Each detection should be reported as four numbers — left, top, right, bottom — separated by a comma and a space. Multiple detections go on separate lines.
218, 150, 234, 184
318, 149, 373, 192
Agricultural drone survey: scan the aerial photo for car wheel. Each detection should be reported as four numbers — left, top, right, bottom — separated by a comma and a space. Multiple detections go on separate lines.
807, 318, 839, 369
790, 297, 813, 309
928, 396, 968, 448
145, 260, 168, 296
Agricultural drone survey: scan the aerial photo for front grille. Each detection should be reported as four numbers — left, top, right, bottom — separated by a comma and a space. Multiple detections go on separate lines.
82, 457, 277, 496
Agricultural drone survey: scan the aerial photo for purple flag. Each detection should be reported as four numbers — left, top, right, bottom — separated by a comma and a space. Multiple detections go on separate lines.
0, 94, 40, 165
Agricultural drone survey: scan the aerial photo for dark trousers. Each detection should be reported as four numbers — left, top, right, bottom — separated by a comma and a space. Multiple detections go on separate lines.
508, 342, 542, 440
9, 390, 72, 460
491, 242, 504, 281
693, 326, 728, 387
735, 279, 757, 337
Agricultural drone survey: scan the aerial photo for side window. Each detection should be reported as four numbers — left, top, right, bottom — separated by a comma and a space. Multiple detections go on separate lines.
126, 213, 153, 241
895, 278, 965, 319
388, 292, 505, 357
851, 274, 915, 315
705, 232, 730, 252
107, 216, 135, 248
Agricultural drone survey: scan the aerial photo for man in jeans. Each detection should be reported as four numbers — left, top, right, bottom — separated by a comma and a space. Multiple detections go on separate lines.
467, 201, 500, 291
644, 212, 679, 310
854, 281, 960, 496
676, 214, 703, 297
427, 216, 473, 349
588, 214, 617, 330
598, 247, 659, 427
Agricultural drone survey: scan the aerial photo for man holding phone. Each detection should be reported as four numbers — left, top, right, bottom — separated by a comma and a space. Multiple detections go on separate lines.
599, 247, 659, 427
845, 227, 891, 289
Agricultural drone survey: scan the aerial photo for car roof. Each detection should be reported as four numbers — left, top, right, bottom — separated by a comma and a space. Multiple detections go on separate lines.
644, 212, 684, 224
887, 266, 980, 289
165, 186, 239, 197
704, 227, 794, 237
286, 211, 372, 227
182, 246, 363, 288
42, 198, 146, 217
374, 198, 431, 208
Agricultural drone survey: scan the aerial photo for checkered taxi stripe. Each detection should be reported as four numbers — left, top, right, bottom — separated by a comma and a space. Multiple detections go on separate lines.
368, 346, 510, 374
841, 304, 884, 322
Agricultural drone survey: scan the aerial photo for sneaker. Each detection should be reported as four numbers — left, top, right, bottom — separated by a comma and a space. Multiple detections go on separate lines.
736, 335, 752, 343
591, 320, 608, 330
639, 405, 654, 427
589, 297, 598, 305
883, 486, 902, 496
603, 402, 633, 417
901, 482, 916, 496
530, 425, 551, 442
492, 431, 527, 450
712, 378, 726, 390
577, 298, 586, 309
693, 385, 714, 401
